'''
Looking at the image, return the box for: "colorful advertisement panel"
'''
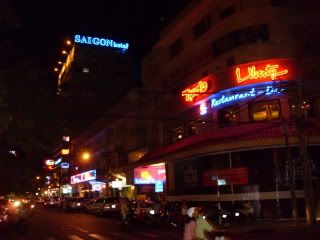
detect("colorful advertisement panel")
[71,170,96,184]
[134,163,166,185]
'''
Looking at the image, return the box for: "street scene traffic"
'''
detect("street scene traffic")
[1,0,320,239]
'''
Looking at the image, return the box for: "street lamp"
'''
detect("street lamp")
[36,176,41,180]
[82,152,91,161]
[62,50,67,55]
[66,40,72,45]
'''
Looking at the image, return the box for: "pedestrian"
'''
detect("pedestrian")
[181,200,188,223]
[183,207,197,240]
[194,207,220,240]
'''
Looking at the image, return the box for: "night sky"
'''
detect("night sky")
[0,0,190,193]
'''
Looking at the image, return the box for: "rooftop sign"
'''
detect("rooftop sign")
[74,34,129,52]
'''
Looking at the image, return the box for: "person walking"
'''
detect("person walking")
[183,207,197,240]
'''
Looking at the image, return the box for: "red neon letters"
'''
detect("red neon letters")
[182,80,208,102]
[236,64,288,83]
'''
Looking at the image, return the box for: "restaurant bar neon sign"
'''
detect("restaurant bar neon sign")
[211,84,282,108]
[236,64,288,83]
[182,80,208,102]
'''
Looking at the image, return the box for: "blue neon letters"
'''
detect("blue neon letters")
[211,85,281,108]
[74,34,129,52]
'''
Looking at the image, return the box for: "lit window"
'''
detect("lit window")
[83,68,90,73]
[249,100,281,121]
[219,105,240,127]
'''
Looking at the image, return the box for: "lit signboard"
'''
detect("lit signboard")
[74,34,129,52]
[54,158,62,165]
[235,64,288,84]
[182,80,209,102]
[61,162,70,169]
[155,180,164,193]
[71,170,96,184]
[134,163,166,185]
[45,159,55,166]
[210,83,282,108]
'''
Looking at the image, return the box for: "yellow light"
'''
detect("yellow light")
[61,149,70,155]
[62,50,67,55]
[82,152,91,161]
[13,200,21,207]
[54,67,59,72]
[66,40,72,45]
[58,61,63,65]
[36,176,40,180]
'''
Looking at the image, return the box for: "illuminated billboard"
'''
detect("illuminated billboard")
[134,163,166,185]
[71,170,96,184]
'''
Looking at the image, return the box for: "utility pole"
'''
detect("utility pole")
[294,82,317,225]
[283,122,298,220]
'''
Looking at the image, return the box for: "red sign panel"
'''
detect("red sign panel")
[203,167,248,186]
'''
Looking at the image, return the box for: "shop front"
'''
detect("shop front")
[70,169,106,198]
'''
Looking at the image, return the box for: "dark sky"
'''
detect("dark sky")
[0,0,190,192]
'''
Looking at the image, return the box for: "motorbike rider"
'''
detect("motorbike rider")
[120,198,130,225]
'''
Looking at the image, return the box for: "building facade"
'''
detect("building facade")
[134,0,320,219]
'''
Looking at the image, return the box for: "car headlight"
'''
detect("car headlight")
[235,212,240,217]
[111,204,116,209]
[222,214,227,219]
[150,210,155,215]
[13,200,21,207]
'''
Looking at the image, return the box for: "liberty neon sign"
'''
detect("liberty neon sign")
[236,64,288,83]
[211,85,282,108]
[182,80,208,102]
[74,34,129,52]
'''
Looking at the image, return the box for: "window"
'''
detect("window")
[271,0,292,7]
[169,38,183,59]
[193,15,211,40]
[212,24,269,56]
[219,105,240,127]
[249,100,281,121]
[226,56,235,67]
[220,6,235,19]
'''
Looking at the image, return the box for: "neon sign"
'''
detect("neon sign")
[200,102,208,115]
[182,80,208,102]
[236,64,288,83]
[74,34,129,52]
[71,170,96,184]
[211,84,282,108]
[45,159,55,166]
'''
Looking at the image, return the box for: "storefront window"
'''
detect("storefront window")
[218,105,240,127]
[249,100,281,121]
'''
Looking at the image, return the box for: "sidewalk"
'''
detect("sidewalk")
[225,219,320,240]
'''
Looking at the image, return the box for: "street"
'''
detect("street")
[1,206,320,240]
[0,206,181,240]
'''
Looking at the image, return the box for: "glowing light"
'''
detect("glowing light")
[13,200,21,207]
[54,158,62,165]
[54,67,59,72]
[74,34,129,52]
[210,84,282,108]
[62,50,67,55]
[45,159,55,166]
[71,170,96,184]
[182,80,208,102]
[236,64,288,83]
[58,61,63,65]
[82,152,91,161]
[61,149,70,155]
[200,102,208,115]
[66,40,72,45]
[61,162,69,169]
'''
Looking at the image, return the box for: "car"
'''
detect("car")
[90,197,120,217]
[44,197,60,208]
[68,198,87,211]
[85,199,96,214]
[131,201,154,222]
